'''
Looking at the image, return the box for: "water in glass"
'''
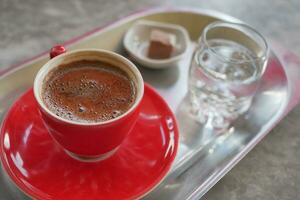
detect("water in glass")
[189,38,266,129]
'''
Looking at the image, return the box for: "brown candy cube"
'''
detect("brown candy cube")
[148,29,176,59]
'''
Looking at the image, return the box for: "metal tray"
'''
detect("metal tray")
[1,7,299,200]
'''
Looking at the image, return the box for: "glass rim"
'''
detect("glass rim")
[200,21,269,64]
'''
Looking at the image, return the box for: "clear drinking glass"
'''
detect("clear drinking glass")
[189,21,269,130]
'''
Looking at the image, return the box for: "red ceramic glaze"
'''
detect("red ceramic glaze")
[50,45,66,59]
[34,49,144,158]
[0,84,178,200]
[39,97,141,156]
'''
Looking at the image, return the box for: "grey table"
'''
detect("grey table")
[1,0,300,199]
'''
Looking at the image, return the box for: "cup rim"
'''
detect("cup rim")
[200,21,269,64]
[33,49,144,126]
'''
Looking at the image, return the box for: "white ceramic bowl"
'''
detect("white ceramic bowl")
[123,20,190,69]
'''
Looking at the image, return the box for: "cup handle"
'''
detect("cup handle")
[50,45,67,59]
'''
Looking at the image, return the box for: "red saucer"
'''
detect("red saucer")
[0,84,178,200]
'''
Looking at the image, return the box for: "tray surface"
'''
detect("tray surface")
[0,8,293,200]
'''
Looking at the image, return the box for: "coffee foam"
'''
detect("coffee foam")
[42,60,136,123]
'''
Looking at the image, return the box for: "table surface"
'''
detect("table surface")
[1,0,300,199]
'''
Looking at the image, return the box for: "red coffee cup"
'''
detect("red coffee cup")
[33,48,144,162]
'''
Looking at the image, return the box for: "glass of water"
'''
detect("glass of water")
[189,21,269,130]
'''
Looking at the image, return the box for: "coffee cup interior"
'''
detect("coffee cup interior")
[34,49,144,125]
